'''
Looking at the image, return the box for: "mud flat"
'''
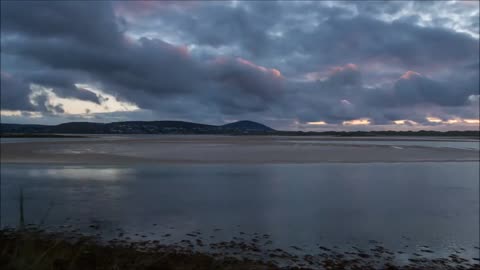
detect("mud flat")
[1,136,479,164]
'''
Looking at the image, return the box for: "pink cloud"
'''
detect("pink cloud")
[236,58,283,78]
[329,63,358,74]
[0,70,12,79]
[114,1,198,20]
[303,63,358,81]
[400,70,421,80]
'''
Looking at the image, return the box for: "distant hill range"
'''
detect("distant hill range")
[1,120,479,137]
[0,120,275,135]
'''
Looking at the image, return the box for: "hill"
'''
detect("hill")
[1,121,478,137]
[0,120,275,135]
[221,120,274,132]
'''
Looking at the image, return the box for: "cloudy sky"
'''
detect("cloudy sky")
[1,0,479,131]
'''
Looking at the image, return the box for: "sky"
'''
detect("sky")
[1,0,479,131]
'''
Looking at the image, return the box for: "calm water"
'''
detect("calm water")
[1,162,479,261]
[277,139,480,150]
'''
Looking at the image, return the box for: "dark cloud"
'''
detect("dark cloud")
[0,1,123,46]
[31,94,65,114]
[366,71,477,108]
[284,16,478,76]
[1,1,285,116]
[0,72,35,111]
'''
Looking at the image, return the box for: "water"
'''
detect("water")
[277,139,480,150]
[1,162,479,262]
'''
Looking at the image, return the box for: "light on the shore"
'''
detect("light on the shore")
[0,110,42,118]
[464,119,480,124]
[393,119,419,125]
[426,117,480,125]
[343,118,371,126]
[426,117,443,123]
[307,121,327,125]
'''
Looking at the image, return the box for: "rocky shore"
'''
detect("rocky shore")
[1,228,478,270]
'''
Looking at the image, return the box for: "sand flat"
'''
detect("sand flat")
[1,135,478,164]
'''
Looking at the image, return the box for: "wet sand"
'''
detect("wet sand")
[1,135,478,164]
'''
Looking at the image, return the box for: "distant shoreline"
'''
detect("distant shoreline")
[1,132,479,140]
[2,120,479,138]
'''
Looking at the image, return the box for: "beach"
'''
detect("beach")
[1,135,478,164]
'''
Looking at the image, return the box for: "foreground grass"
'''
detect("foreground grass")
[1,229,479,270]
[0,229,276,270]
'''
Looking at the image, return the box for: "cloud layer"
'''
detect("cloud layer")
[1,0,479,130]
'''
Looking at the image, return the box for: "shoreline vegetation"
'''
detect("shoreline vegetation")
[0,228,276,270]
[0,228,478,270]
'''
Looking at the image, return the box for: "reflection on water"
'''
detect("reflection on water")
[1,163,479,261]
[26,167,134,181]
[277,140,480,150]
